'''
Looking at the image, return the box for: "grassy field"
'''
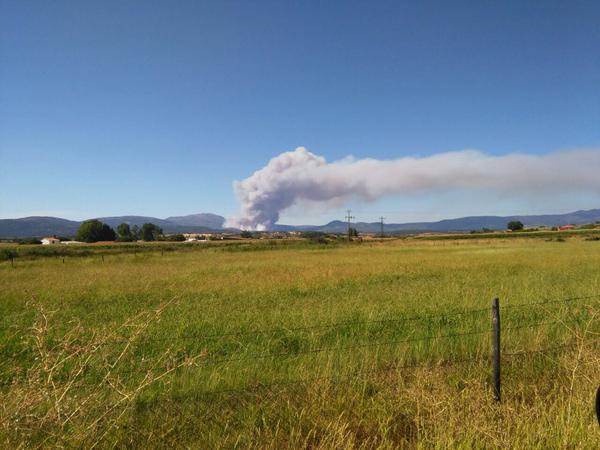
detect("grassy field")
[1,237,599,448]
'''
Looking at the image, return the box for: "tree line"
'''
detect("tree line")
[75,220,164,243]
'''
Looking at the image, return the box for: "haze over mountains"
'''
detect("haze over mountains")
[1,209,600,238]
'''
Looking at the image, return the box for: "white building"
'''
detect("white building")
[41,236,60,245]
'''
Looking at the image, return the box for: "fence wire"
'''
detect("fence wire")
[1,293,599,401]
[99,293,600,347]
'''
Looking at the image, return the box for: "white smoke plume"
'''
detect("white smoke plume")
[226,147,600,230]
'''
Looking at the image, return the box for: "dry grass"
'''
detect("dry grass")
[1,237,599,448]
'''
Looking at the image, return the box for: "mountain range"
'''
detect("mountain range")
[273,209,600,233]
[1,209,599,238]
[0,213,226,238]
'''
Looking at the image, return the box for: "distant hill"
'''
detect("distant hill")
[0,213,226,238]
[95,216,176,230]
[165,213,225,229]
[1,209,599,238]
[272,209,600,233]
[96,214,226,233]
[0,216,81,238]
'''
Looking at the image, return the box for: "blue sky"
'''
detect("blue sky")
[1,1,599,224]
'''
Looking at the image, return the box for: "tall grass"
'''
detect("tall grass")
[1,237,599,447]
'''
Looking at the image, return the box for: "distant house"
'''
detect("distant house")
[41,236,60,245]
[558,224,575,231]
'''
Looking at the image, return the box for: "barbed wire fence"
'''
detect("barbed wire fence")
[1,294,599,418]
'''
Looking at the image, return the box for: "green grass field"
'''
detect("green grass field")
[1,237,599,448]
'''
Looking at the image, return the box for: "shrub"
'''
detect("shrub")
[0,248,17,261]
[300,231,325,239]
[158,234,186,242]
[18,238,42,245]
[507,221,524,231]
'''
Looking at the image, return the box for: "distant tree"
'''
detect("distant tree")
[140,223,162,241]
[300,231,325,239]
[116,223,133,241]
[76,220,103,242]
[507,221,524,232]
[157,234,186,242]
[18,238,42,245]
[101,224,116,241]
[131,225,140,241]
[240,230,253,238]
[76,220,116,243]
[349,227,359,237]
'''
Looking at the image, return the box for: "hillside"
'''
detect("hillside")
[0,217,81,238]
[0,214,226,238]
[2,209,599,238]
[165,213,225,229]
[273,209,600,233]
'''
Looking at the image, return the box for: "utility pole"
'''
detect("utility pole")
[345,209,355,241]
[379,216,385,238]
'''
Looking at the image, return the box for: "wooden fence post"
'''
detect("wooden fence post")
[491,297,501,401]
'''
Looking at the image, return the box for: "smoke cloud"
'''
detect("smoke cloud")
[226,147,600,230]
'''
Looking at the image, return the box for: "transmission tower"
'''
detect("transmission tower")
[345,209,355,241]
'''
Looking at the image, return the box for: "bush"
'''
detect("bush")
[157,234,186,242]
[300,231,325,239]
[507,221,524,231]
[18,238,42,245]
[0,248,17,261]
